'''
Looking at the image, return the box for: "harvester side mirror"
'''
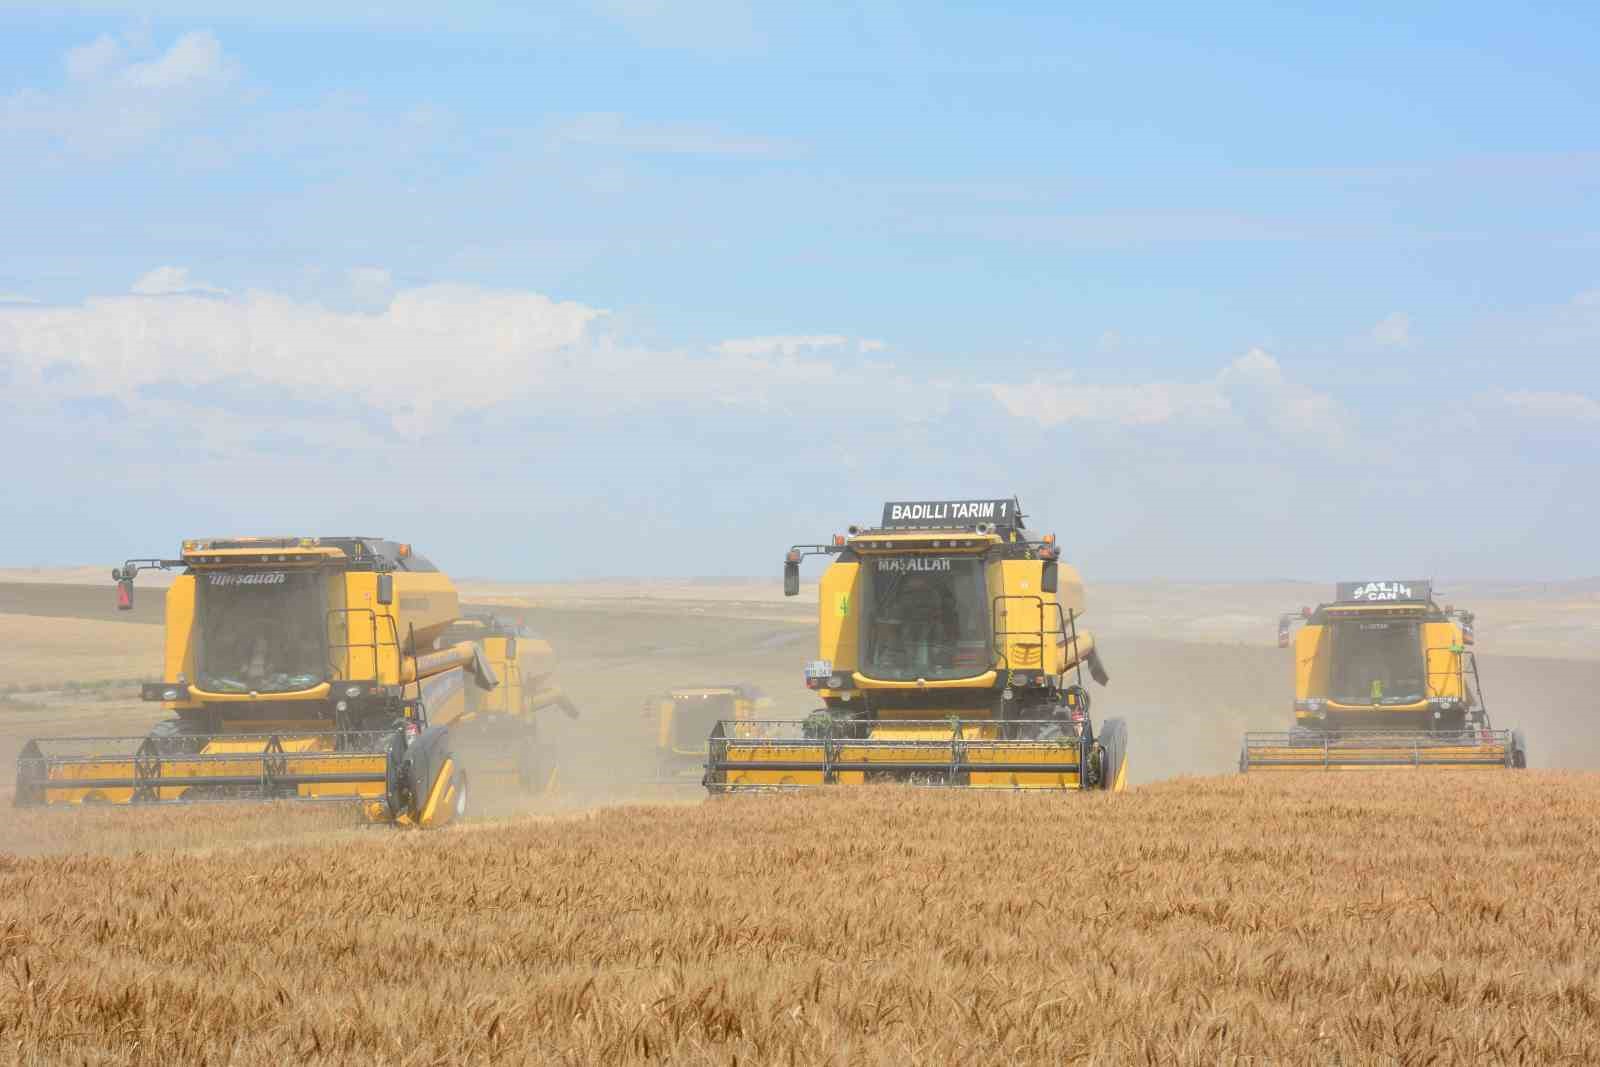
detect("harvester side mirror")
[1040,560,1059,595]
[376,572,394,606]
[783,560,800,598]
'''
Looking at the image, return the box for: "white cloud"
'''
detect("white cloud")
[550,112,800,159]
[1494,390,1600,424]
[713,334,851,358]
[0,273,964,444]
[65,35,123,82]
[1215,346,1283,388]
[1371,311,1412,347]
[0,279,604,434]
[122,31,234,90]
[0,293,40,305]
[991,347,1341,438]
[1574,289,1600,307]
[0,30,240,156]
[131,266,228,296]
[0,273,1346,455]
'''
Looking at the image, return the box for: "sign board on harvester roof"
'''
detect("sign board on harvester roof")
[1335,579,1433,604]
[880,498,1023,530]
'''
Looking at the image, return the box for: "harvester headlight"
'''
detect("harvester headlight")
[345,685,361,698]
[827,675,845,688]
[336,700,349,712]
[161,688,180,701]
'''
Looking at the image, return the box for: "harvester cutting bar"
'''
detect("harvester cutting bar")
[15,732,394,807]
[1240,729,1523,772]
[705,718,1094,792]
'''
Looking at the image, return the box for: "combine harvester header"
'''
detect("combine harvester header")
[705,497,1127,792]
[1242,578,1527,772]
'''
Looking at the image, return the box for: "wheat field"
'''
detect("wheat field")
[1,772,1597,1065]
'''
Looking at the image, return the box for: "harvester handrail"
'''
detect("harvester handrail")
[327,606,403,683]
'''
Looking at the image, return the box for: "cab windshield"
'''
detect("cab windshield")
[1330,617,1425,705]
[862,556,990,680]
[197,570,327,693]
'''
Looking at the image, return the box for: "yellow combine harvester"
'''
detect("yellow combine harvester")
[14,538,574,826]
[643,684,765,783]
[704,498,1127,792]
[435,612,580,793]
[1240,579,1528,772]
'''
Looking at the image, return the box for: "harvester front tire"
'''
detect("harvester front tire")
[1512,729,1528,769]
[147,719,204,756]
[1096,717,1129,792]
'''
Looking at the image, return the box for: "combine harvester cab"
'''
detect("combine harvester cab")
[643,684,766,784]
[705,498,1127,793]
[1241,579,1528,772]
[11,537,544,827]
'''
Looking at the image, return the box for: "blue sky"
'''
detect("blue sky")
[1,2,1597,580]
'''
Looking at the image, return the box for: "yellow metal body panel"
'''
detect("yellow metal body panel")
[1292,623,1330,711]
[162,576,201,709]
[418,756,460,828]
[817,562,861,670]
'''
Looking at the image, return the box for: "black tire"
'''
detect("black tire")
[1512,729,1528,769]
[147,718,205,756]
[1095,717,1128,791]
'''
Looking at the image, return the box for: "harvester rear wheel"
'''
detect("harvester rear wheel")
[1512,730,1528,769]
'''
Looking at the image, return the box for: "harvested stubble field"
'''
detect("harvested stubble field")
[2,773,1598,1066]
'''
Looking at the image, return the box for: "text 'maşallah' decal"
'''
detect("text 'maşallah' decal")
[876,558,954,573]
[207,572,287,587]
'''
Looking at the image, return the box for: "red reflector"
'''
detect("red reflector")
[115,581,132,610]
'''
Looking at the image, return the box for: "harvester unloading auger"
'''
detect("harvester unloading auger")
[704,498,1127,792]
[1240,580,1528,772]
[15,538,578,827]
